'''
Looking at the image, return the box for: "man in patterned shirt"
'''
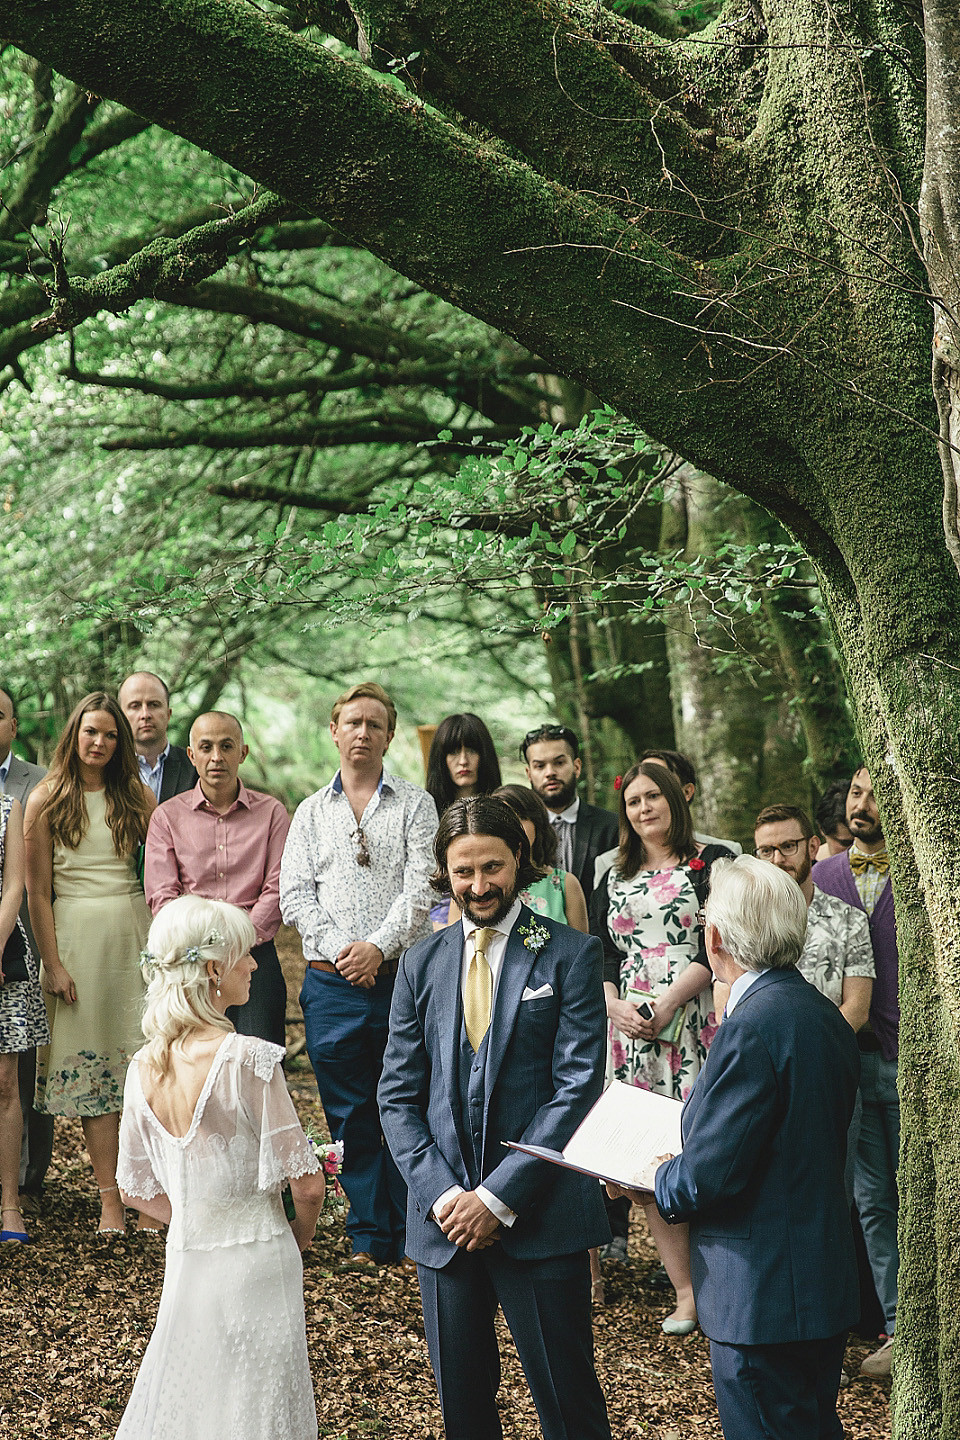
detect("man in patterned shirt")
[754,805,875,1030]
[280,682,438,1270]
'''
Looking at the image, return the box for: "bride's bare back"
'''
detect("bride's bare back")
[139,1028,231,1138]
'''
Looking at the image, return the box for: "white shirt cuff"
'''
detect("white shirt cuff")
[431,1185,463,1222]
[476,1185,517,1228]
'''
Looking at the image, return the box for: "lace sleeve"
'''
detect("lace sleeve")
[238,1037,321,1191]
[116,1063,164,1200]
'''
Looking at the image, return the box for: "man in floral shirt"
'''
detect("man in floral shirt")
[754,805,875,1031]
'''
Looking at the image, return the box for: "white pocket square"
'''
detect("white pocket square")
[521,983,554,1001]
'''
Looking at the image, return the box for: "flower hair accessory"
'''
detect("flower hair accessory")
[139,930,226,973]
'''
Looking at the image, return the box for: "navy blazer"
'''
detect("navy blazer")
[158,744,197,803]
[378,906,611,1268]
[655,968,860,1345]
[571,800,619,905]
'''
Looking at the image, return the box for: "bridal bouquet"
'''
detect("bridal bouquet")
[283,1135,346,1226]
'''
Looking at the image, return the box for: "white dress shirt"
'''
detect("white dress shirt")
[0,751,10,791]
[432,899,524,1229]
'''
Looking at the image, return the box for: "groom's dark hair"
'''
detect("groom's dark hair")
[430,795,545,896]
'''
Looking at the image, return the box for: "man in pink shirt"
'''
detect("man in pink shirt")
[145,711,291,1047]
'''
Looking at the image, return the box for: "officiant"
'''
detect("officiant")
[613,855,860,1440]
[378,794,612,1440]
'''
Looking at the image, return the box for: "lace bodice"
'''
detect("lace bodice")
[117,1033,319,1252]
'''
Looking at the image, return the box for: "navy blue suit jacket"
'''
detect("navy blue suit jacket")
[655,967,860,1345]
[378,907,611,1268]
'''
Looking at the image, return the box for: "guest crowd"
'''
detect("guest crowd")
[0,672,900,1439]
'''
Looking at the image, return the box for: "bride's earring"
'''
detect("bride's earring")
[213,971,221,998]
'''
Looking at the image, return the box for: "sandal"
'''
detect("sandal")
[0,1206,30,1244]
[97,1184,126,1236]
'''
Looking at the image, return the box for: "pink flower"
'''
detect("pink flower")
[630,977,652,993]
[647,871,682,900]
[639,943,667,961]
[700,1014,719,1050]
[610,1038,627,1068]
[611,914,635,935]
[668,1048,683,1075]
[679,914,693,928]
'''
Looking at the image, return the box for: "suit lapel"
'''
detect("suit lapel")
[572,804,591,882]
[484,906,539,1104]
[434,922,467,1106]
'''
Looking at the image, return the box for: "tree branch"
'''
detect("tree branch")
[0,82,99,241]
[103,418,519,451]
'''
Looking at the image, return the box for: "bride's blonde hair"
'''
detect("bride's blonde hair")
[140,896,257,1076]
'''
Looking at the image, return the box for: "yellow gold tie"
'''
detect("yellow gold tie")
[849,848,890,876]
[464,928,494,1052]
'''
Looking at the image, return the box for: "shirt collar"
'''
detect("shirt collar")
[553,796,580,824]
[0,751,11,784]
[328,768,390,797]
[725,966,769,1016]
[138,741,170,775]
[461,898,523,944]
[851,839,887,858]
[191,777,251,811]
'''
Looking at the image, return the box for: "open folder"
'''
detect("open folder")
[504,1080,683,1193]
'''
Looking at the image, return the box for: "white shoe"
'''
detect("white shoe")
[860,1337,894,1377]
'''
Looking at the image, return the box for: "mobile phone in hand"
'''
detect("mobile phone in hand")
[636,1000,655,1021]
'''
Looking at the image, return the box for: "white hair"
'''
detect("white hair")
[139,896,256,1075]
[704,855,807,973]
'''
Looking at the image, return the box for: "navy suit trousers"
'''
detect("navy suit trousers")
[417,1246,611,1440]
[302,965,406,1261]
[709,1331,848,1440]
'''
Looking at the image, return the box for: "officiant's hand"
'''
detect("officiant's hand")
[437,1191,500,1251]
[605,1154,675,1204]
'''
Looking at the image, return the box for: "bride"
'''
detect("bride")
[115,896,325,1440]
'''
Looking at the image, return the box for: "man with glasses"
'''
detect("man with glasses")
[280,682,438,1270]
[521,724,618,905]
[753,804,874,1032]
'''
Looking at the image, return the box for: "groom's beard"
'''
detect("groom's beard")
[459,881,519,927]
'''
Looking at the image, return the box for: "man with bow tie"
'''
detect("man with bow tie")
[378,795,611,1440]
[813,764,899,1378]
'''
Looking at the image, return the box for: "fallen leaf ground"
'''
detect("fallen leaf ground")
[0,930,892,1439]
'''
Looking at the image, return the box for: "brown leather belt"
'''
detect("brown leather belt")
[307,958,399,978]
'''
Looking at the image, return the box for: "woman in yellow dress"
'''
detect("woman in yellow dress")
[25,692,154,1234]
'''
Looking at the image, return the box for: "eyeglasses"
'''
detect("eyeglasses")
[754,839,808,860]
[520,724,578,759]
[353,827,371,867]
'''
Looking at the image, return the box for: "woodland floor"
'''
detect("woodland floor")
[0,929,892,1439]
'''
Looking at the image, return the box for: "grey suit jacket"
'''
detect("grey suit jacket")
[4,754,47,950]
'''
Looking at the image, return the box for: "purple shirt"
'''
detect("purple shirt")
[812,849,899,1061]
[145,781,291,944]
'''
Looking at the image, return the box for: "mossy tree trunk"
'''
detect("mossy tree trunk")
[5,0,959,1426]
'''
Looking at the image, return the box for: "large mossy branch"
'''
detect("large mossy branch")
[331,0,729,215]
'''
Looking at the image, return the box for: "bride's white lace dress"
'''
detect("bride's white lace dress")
[115,1033,320,1439]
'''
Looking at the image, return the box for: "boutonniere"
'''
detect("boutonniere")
[517,920,551,954]
[688,856,705,871]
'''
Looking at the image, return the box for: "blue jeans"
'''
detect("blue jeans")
[853,1051,899,1331]
[300,966,407,1261]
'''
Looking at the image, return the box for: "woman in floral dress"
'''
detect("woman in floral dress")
[589,760,732,1333]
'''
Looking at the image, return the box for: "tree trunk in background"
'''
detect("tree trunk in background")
[661,467,810,849]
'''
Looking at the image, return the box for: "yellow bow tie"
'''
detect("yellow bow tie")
[849,849,889,876]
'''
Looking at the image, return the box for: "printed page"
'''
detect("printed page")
[561,1081,683,1190]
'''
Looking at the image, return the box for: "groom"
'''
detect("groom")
[378,795,611,1440]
